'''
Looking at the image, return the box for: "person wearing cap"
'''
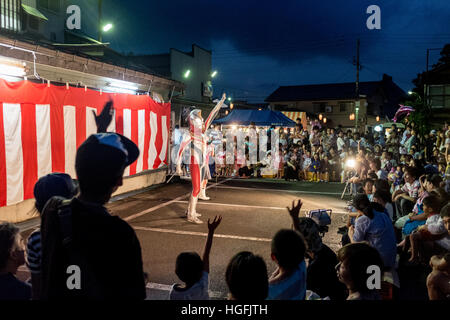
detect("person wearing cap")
[39,102,146,300]
[26,173,78,299]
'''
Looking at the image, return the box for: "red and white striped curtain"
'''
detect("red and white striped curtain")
[0,80,170,207]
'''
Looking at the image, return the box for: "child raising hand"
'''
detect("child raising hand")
[170,216,222,300]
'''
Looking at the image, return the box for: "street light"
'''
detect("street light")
[211,71,218,78]
[103,23,113,32]
[184,70,191,78]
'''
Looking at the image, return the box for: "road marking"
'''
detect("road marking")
[133,225,272,242]
[124,178,232,222]
[173,200,347,215]
[146,282,224,299]
[215,185,342,195]
[173,200,286,211]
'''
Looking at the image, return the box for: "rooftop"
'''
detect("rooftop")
[265,74,406,102]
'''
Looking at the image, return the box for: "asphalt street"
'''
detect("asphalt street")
[19,177,349,300]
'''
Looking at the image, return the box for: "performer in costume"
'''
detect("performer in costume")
[176,94,226,224]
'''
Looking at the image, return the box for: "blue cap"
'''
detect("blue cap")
[75,133,140,181]
[34,173,78,212]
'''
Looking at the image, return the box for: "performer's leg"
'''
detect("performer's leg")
[199,179,210,201]
[187,162,202,223]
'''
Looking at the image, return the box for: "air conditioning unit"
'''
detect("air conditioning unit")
[325,106,333,113]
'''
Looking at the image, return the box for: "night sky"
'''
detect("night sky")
[103,0,450,103]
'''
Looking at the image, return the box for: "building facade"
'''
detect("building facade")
[129,44,215,127]
[266,74,406,131]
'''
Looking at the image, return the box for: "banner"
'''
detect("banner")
[0,80,170,207]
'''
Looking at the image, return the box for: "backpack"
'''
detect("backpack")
[40,197,105,300]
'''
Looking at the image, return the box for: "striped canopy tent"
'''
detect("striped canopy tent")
[0,79,171,208]
[281,111,307,129]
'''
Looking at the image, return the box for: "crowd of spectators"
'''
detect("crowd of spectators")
[211,118,450,189]
[0,105,449,301]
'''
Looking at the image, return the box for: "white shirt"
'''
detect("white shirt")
[337,137,345,152]
[426,215,450,251]
[427,215,447,235]
[302,157,311,170]
[169,271,209,300]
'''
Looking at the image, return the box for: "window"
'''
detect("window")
[429,85,450,109]
[339,101,352,112]
[1,0,20,31]
[313,102,326,112]
[37,0,61,12]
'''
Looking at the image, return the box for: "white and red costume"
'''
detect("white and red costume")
[176,94,226,223]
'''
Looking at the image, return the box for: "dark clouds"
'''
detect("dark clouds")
[103,0,450,101]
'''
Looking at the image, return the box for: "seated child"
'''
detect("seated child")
[309,153,321,182]
[170,216,222,300]
[408,197,448,264]
[388,165,403,192]
[399,184,430,236]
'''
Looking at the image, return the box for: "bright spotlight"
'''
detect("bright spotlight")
[345,159,356,168]
[374,125,382,132]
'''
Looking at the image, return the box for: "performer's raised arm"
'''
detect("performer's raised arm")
[204,93,226,132]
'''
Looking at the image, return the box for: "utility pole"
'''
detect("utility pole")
[355,38,360,132]
[98,0,103,42]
